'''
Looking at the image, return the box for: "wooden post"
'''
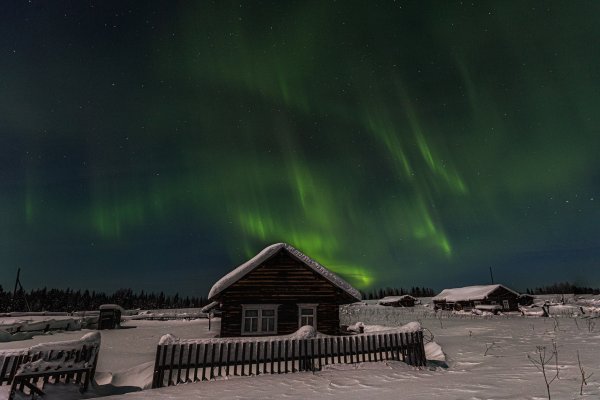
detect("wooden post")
[185,344,193,383]
[291,340,297,373]
[151,345,162,389]
[255,342,261,376]
[240,342,247,377]
[277,340,282,374]
[193,343,201,382]
[201,343,208,381]
[167,345,176,386]
[270,341,275,374]
[284,340,289,374]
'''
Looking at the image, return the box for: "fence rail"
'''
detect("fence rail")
[152,330,426,388]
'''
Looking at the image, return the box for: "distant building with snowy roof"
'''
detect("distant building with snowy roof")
[432,284,520,312]
[377,295,417,307]
[208,243,362,337]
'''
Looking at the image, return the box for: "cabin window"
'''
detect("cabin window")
[297,304,318,328]
[502,300,510,310]
[241,305,278,335]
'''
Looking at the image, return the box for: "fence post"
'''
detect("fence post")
[193,343,201,382]
[234,342,240,376]
[255,342,261,376]
[201,343,208,381]
[151,345,162,389]
[284,340,290,374]
[185,344,193,383]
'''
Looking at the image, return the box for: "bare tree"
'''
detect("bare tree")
[484,342,496,356]
[528,345,559,400]
[577,350,593,396]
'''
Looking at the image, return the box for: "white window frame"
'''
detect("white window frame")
[502,300,510,310]
[297,304,318,329]
[241,304,278,336]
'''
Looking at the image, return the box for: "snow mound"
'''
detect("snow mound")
[159,334,177,345]
[425,341,445,362]
[0,330,37,343]
[290,325,316,339]
[348,321,422,334]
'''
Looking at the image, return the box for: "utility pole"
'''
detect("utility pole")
[12,268,31,312]
[489,266,494,285]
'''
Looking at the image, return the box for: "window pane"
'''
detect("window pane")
[244,318,250,332]
[301,308,314,316]
[251,318,257,331]
[245,309,258,317]
[268,318,275,331]
[262,309,275,317]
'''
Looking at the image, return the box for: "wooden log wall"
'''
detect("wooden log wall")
[218,250,358,337]
[151,330,426,389]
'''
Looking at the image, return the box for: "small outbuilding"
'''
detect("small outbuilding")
[518,294,535,306]
[207,243,362,337]
[377,295,417,307]
[98,304,124,330]
[432,284,520,312]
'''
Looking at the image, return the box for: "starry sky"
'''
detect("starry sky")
[1,1,599,296]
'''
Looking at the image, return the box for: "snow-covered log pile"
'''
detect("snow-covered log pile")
[0,317,83,343]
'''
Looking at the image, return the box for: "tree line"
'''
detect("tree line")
[525,282,600,295]
[360,286,435,300]
[0,286,210,313]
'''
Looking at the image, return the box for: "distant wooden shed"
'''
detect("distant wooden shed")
[378,295,417,307]
[432,284,520,312]
[207,243,361,337]
[518,294,535,306]
[98,304,124,330]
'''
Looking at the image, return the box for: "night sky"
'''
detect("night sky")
[1,1,599,296]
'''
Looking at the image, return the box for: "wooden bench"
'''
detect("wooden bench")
[0,332,100,399]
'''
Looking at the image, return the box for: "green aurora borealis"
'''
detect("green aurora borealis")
[1,1,599,295]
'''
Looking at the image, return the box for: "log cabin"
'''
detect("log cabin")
[432,284,520,312]
[207,243,362,337]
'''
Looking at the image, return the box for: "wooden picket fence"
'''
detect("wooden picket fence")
[152,330,426,388]
[0,344,99,399]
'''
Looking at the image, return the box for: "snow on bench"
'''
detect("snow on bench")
[0,332,100,399]
[152,323,425,388]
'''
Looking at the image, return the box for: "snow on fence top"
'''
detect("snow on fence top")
[28,331,101,353]
[0,332,101,356]
[432,284,519,302]
[208,243,362,301]
[158,322,421,346]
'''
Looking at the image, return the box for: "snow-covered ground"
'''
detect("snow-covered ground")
[2,298,600,399]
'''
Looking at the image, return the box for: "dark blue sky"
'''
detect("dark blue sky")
[1,1,599,296]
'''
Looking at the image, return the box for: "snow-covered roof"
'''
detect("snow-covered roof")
[200,301,220,313]
[208,243,362,301]
[377,295,416,305]
[99,304,124,311]
[432,284,519,302]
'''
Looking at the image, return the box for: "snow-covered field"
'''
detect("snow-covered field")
[1,298,599,399]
